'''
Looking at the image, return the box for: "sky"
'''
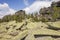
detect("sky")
[0,0,35,11]
[0,0,60,18]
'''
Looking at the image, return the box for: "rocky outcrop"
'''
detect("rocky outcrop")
[15,10,25,15]
[39,1,60,22]
[51,1,60,7]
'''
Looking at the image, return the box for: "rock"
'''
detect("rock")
[46,21,60,30]
[3,35,13,39]
[35,36,54,40]
[25,34,35,40]
[54,38,60,40]
[6,26,10,30]
[9,31,19,36]
[21,26,27,31]
[0,30,7,34]
[12,25,16,29]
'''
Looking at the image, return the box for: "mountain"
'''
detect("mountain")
[23,1,52,14]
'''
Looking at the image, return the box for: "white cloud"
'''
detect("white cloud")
[24,0,29,6]
[24,0,60,14]
[24,1,52,14]
[0,3,16,18]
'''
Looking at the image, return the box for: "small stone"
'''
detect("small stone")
[9,31,19,36]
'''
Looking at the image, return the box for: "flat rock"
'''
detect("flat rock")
[35,36,54,40]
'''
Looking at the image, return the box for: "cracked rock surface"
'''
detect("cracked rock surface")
[0,21,60,40]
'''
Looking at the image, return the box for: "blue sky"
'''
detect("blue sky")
[0,0,35,10]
